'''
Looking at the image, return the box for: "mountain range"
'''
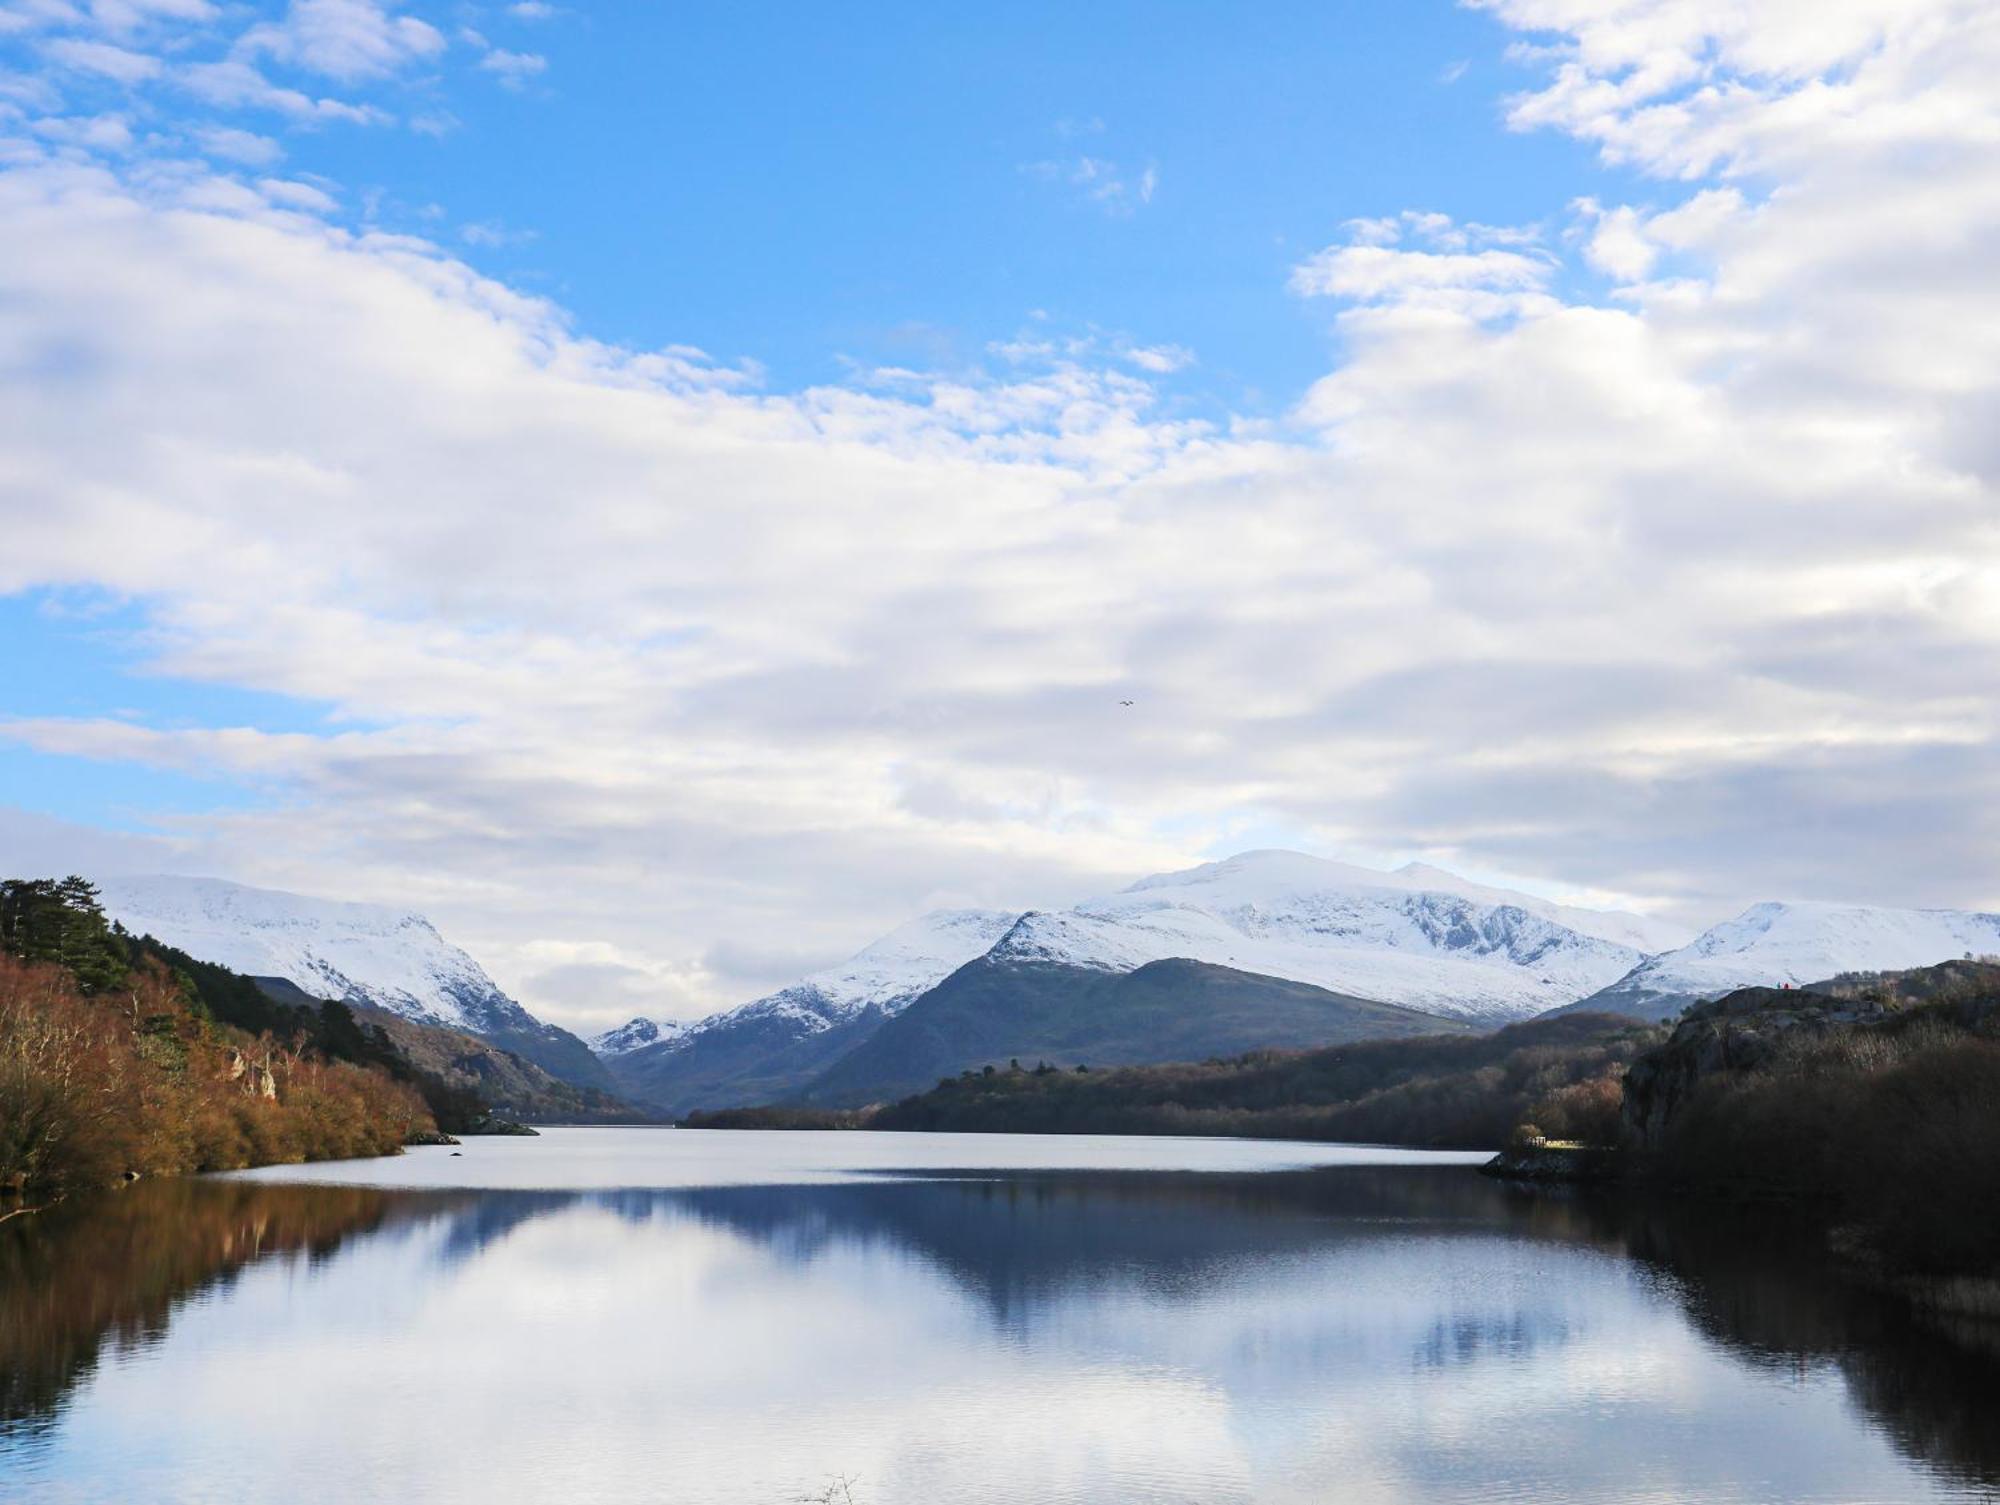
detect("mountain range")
[606,850,1677,1114]
[85,857,2000,1122]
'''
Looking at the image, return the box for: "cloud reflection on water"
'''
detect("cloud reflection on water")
[2,1154,1995,1505]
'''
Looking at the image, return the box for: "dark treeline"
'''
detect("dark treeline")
[683,1104,874,1131]
[1634,961,2000,1281]
[0,876,439,1198]
[687,1013,1661,1149]
[693,960,2000,1285]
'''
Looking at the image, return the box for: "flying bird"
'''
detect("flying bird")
[1119,699,1134,707]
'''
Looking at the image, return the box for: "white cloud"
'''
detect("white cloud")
[238,0,444,84]
[1471,0,1999,177]
[1026,154,1158,216]
[1575,199,1656,281]
[255,174,336,212]
[1118,341,1194,375]
[44,35,161,80]
[3,1,2000,1027]
[460,218,533,247]
[989,326,1195,380]
[86,0,216,34]
[1292,242,1551,301]
[179,57,386,122]
[1291,213,1556,318]
[195,123,283,165]
[31,110,134,150]
[475,46,544,87]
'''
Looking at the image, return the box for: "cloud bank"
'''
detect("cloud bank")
[2,0,1997,1029]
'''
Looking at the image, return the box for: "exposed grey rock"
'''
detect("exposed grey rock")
[1621,986,1898,1148]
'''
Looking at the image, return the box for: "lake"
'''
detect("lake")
[3,1128,1996,1504]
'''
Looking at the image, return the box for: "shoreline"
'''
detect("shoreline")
[1484,1142,2000,1325]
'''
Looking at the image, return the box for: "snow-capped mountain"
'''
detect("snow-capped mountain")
[98,874,516,1031]
[611,849,1679,1114]
[1566,900,2000,1020]
[984,850,1676,1023]
[589,1017,685,1057]
[693,907,1024,1042]
[603,907,1020,1115]
[95,874,609,1088]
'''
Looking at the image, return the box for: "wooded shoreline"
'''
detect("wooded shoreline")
[689,960,2000,1286]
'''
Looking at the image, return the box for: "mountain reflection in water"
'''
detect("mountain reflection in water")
[2,1150,1995,1504]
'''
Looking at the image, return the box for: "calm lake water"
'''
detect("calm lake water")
[3,1128,1997,1504]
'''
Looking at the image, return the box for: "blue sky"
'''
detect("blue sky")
[15,0,1628,412]
[359,1,1612,405]
[3,0,1997,1027]
[2,0,1634,840]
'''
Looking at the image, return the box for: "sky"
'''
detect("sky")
[2,0,1998,1033]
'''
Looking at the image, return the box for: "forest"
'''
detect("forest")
[0,876,440,1201]
[689,1012,1659,1148]
[1630,962,2000,1279]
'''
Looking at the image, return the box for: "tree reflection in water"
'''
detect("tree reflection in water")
[0,1180,427,1433]
[2,1164,1995,1496]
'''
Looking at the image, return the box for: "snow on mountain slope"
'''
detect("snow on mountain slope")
[680,907,1024,1045]
[589,1017,686,1057]
[1568,900,2000,1020]
[1388,863,1687,954]
[984,850,1667,1022]
[95,874,545,1037]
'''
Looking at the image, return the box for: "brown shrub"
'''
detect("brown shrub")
[1528,1072,1625,1146]
[0,952,433,1197]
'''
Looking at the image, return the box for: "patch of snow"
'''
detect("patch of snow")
[1387,861,1687,954]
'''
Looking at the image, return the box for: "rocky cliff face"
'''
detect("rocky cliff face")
[1621,986,1900,1148]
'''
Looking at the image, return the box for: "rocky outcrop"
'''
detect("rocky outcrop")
[224,1047,278,1100]
[1621,985,1900,1148]
[350,1003,649,1124]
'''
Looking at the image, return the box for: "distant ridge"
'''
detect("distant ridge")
[96,874,612,1092]
[1560,900,2000,1021]
[590,1017,686,1057]
[601,907,1019,1117]
[801,957,1469,1108]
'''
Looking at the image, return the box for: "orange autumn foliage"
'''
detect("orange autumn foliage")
[0,952,432,1198]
